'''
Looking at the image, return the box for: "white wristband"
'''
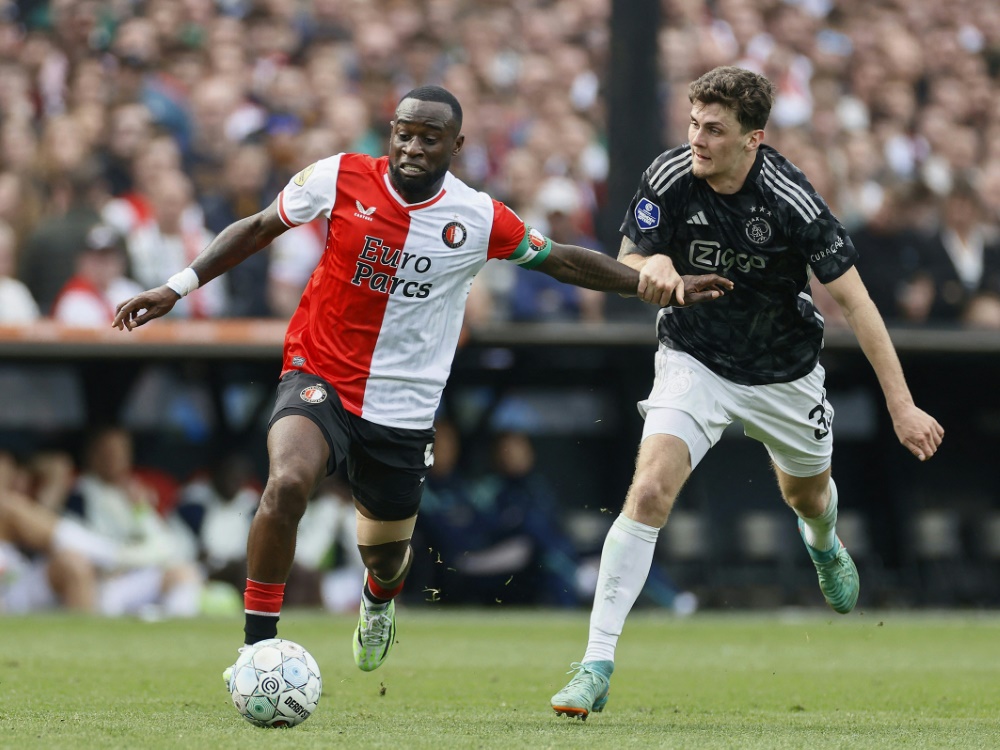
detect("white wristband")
[165,267,200,297]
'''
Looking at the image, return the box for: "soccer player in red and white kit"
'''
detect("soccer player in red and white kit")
[113,86,731,677]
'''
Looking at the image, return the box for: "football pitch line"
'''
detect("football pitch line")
[1,609,998,749]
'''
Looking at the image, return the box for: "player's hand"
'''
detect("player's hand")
[638,255,684,306]
[671,274,734,307]
[891,404,944,461]
[112,286,180,331]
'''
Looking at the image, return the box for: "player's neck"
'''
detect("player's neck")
[705,156,755,195]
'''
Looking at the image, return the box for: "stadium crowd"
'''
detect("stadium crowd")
[0,0,997,328]
[2,0,1000,616]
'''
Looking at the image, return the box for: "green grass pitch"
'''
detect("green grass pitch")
[1,609,998,749]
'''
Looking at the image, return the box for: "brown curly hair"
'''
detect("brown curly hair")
[688,67,775,133]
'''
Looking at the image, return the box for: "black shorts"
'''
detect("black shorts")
[268,371,435,521]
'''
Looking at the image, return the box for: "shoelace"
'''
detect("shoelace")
[360,609,392,645]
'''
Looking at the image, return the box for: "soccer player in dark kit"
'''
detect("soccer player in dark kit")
[112,85,731,681]
[550,66,944,719]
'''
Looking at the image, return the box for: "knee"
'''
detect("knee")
[783,484,829,517]
[260,469,313,523]
[624,476,677,527]
[359,540,410,582]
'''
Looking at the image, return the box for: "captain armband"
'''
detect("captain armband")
[165,267,200,297]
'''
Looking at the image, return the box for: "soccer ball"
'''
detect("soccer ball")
[228,639,322,728]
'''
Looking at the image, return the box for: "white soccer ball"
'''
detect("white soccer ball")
[228,638,322,728]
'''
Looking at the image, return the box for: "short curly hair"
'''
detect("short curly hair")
[688,67,775,133]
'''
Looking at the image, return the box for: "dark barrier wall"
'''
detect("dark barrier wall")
[1,321,997,606]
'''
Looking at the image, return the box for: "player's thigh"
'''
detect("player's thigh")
[742,364,834,478]
[268,371,352,480]
[348,418,435,522]
[638,347,732,470]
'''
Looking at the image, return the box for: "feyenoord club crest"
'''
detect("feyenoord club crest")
[442,221,467,248]
[299,384,327,404]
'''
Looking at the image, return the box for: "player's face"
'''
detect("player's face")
[688,101,762,193]
[388,99,464,203]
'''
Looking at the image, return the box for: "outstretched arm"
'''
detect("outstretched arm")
[113,201,289,331]
[536,238,732,307]
[825,266,944,460]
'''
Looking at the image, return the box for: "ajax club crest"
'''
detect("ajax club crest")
[744,213,772,245]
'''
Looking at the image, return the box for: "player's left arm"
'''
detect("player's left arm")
[824,266,944,460]
[537,241,732,307]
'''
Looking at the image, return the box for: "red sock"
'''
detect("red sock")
[366,572,404,602]
[245,579,285,615]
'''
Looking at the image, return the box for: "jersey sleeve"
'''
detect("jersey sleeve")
[790,192,858,284]
[619,147,689,255]
[487,199,552,269]
[276,154,343,227]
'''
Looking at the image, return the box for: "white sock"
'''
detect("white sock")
[582,514,659,664]
[796,478,839,551]
[52,519,121,570]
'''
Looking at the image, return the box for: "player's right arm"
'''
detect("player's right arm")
[617,236,717,308]
[113,201,288,331]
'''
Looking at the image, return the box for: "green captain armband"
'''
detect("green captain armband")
[508,225,552,269]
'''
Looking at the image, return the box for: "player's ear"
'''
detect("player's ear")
[746,129,764,152]
[453,133,465,156]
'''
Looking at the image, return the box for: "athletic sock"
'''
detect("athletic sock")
[583,514,659,664]
[796,478,839,552]
[52,518,121,570]
[363,573,401,608]
[243,579,285,644]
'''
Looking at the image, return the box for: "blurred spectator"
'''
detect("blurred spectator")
[0,219,40,323]
[173,452,260,595]
[50,224,143,327]
[124,169,228,318]
[65,426,203,618]
[199,141,277,317]
[290,472,366,613]
[917,179,1000,325]
[0,486,101,613]
[850,185,928,324]
[417,422,583,607]
[509,177,605,322]
[17,164,104,314]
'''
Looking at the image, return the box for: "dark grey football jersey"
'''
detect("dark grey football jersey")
[621,144,857,385]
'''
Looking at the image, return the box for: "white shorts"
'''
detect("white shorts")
[638,347,834,477]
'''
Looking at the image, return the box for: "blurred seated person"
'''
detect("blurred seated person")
[849,184,928,325]
[416,421,583,607]
[173,452,261,594]
[65,426,203,618]
[50,224,143,326]
[917,178,1000,325]
[509,177,605,322]
[0,219,39,324]
[0,449,163,614]
[288,472,366,612]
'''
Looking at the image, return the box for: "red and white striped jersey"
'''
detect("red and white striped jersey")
[276,153,550,429]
